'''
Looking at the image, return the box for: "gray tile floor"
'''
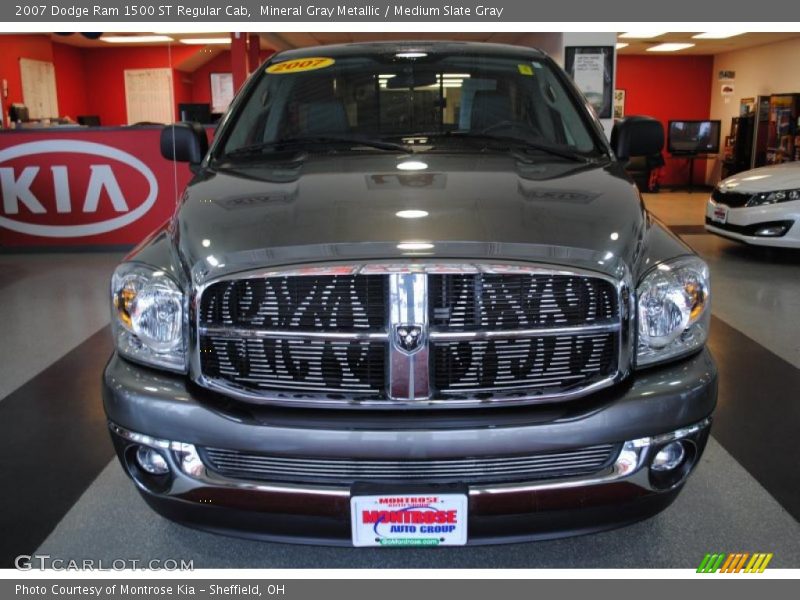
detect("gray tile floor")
[3,192,800,568]
[682,235,800,368]
[643,192,800,368]
[0,252,123,400]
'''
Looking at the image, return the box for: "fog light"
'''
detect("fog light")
[135,446,170,475]
[754,224,788,237]
[651,441,686,472]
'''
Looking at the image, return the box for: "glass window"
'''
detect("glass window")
[219,52,600,157]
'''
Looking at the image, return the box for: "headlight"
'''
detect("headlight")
[746,189,800,206]
[111,263,186,372]
[636,256,710,368]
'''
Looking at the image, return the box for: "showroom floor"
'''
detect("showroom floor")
[1,191,799,568]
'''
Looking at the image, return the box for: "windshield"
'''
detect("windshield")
[218,51,602,159]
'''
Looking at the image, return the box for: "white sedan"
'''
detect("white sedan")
[706,162,800,248]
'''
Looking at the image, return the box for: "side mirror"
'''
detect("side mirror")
[610,116,664,160]
[160,122,209,164]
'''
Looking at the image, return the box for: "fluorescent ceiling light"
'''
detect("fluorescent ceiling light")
[619,31,667,39]
[396,52,427,58]
[615,42,629,50]
[179,38,231,45]
[397,242,434,251]
[102,35,173,43]
[692,32,747,39]
[397,160,428,171]
[152,31,223,34]
[647,43,696,52]
[396,210,429,219]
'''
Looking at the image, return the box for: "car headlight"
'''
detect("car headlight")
[636,256,710,368]
[111,263,186,372]
[746,188,800,206]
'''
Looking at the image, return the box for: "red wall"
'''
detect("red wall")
[51,42,88,121]
[81,45,198,125]
[616,54,714,186]
[0,36,278,127]
[0,36,201,126]
[191,49,275,106]
[191,51,234,105]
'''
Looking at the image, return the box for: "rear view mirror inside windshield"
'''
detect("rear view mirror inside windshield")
[385,71,438,89]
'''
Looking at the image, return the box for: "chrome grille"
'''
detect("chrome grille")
[199,444,619,484]
[712,188,751,208]
[430,273,617,330]
[200,275,386,331]
[195,264,624,408]
[200,337,385,393]
[433,333,617,394]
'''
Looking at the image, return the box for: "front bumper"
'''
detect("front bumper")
[705,199,800,248]
[103,349,717,545]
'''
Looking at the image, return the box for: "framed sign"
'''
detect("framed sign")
[565,46,614,119]
[613,89,625,119]
[210,72,234,114]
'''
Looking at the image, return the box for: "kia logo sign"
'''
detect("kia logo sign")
[0,140,158,238]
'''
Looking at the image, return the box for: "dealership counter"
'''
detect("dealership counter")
[0,125,210,248]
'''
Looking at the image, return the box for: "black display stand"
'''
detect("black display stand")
[672,154,711,193]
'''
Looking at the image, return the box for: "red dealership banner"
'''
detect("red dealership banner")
[0,127,206,247]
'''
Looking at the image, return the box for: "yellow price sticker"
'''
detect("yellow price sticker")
[518,64,534,76]
[266,57,335,74]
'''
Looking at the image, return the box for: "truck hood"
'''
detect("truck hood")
[175,153,645,283]
[719,161,800,194]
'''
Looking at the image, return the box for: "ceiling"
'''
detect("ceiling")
[47,31,800,58]
[615,32,800,55]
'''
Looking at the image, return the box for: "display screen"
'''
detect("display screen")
[668,120,721,155]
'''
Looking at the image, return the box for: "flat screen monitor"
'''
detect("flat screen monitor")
[9,104,29,123]
[78,115,101,127]
[668,120,721,155]
[178,103,212,124]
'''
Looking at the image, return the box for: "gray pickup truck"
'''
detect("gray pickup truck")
[104,41,716,547]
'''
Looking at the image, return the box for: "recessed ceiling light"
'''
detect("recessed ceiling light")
[152,31,222,34]
[179,38,231,45]
[396,210,429,219]
[397,160,428,171]
[102,35,174,43]
[615,42,629,50]
[692,32,747,39]
[619,31,667,39]
[396,52,427,59]
[397,242,434,251]
[647,43,696,52]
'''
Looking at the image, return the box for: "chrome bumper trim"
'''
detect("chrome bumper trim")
[109,417,711,497]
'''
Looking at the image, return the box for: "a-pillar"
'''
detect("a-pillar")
[248,34,261,71]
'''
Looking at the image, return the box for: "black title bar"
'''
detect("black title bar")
[4,0,800,22]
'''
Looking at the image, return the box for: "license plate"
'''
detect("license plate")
[711,204,729,224]
[350,493,468,547]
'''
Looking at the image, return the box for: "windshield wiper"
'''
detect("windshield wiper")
[225,136,411,158]
[417,131,598,163]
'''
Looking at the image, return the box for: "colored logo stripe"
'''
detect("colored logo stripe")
[697,553,773,573]
[745,553,773,573]
[697,553,726,573]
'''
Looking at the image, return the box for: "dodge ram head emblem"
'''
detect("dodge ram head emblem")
[394,324,424,353]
